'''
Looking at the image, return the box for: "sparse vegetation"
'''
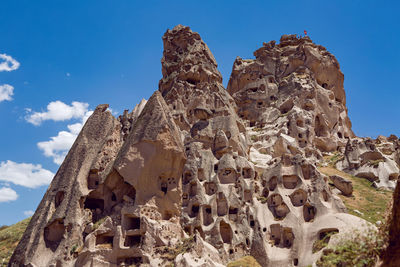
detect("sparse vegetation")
[279,112,290,117]
[253,127,263,132]
[70,244,78,254]
[93,216,107,230]
[325,152,344,167]
[367,159,385,168]
[315,155,392,265]
[257,196,268,204]
[0,217,31,266]
[227,256,261,267]
[317,224,388,267]
[156,236,195,263]
[319,166,392,224]
[251,135,258,142]
[312,230,338,253]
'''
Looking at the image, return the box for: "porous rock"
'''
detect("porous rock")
[9,26,376,267]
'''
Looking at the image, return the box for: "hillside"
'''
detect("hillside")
[0,217,31,266]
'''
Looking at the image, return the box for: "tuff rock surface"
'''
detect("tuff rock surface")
[9,25,398,267]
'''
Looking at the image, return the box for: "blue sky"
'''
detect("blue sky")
[0,0,399,225]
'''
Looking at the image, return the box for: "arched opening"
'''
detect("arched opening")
[321,189,329,202]
[229,207,238,221]
[242,167,253,179]
[282,175,300,189]
[183,171,193,185]
[44,219,65,251]
[270,224,281,245]
[190,203,200,218]
[182,193,189,207]
[220,221,233,244]
[111,192,117,202]
[262,187,269,198]
[244,189,252,202]
[124,216,140,230]
[219,168,237,184]
[96,232,114,249]
[124,234,141,247]
[289,189,307,207]
[84,196,104,222]
[279,99,294,114]
[314,115,328,137]
[87,169,100,190]
[189,181,197,197]
[203,205,213,226]
[267,194,290,219]
[303,203,317,222]
[282,227,294,248]
[217,193,228,216]
[268,176,278,191]
[296,119,304,127]
[301,164,315,180]
[161,181,168,194]
[204,181,217,195]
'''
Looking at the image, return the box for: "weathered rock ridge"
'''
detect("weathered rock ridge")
[9,25,398,267]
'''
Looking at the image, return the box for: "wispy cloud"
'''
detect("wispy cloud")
[0,53,20,72]
[0,84,14,102]
[23,210,34,217]
[0,187,18,202]
[25,101,89,126]
[0,160,54,188]
[37,111,93,165]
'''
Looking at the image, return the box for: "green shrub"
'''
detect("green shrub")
[317,223,388,267]
[257,196,268,204]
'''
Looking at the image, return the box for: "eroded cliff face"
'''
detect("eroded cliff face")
[9,25,384,267]
[227,35,353,158]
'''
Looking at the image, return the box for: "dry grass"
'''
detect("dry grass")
[319,166,392,224]
[96,243,112,249]
[0,217,31,266]
[227,256,261,267]
[317,159,392,266]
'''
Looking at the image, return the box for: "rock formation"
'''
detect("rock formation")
[336,136,399,189]
[383,175,400,267]
[9,25,393,267]
[227,34,354,157]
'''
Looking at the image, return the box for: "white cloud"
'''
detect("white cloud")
[0,53,20,72]
[0,161,54,188]
[0,187,18,202]
[25,101,89,126]
[23,210,34,217]
[38,110,93,165]
[0,84,14,102]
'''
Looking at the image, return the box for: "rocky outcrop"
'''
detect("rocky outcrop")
[9,104,119,267]
[10,26,375,267]
[336,136,399,190]
[383,177,400,266]
[329,175,353,196]
[227,34,354,160]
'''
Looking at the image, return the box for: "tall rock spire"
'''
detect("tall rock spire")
[159,25,222,96]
